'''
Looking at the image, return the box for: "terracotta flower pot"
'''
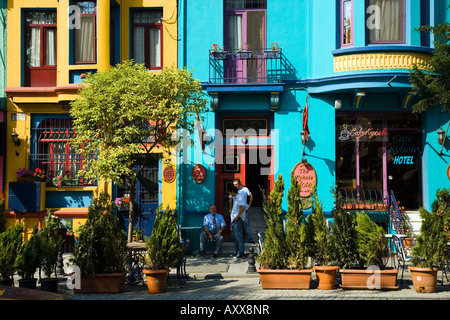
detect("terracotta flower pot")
[403,238,414,248]
[339,268,399,290]
[313,266,339,290]
[257,267,313,289]
[143,269,170,294]
[73,272,127,293]
[409,266,438,293]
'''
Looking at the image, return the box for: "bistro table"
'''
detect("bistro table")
[126,241,147,286]
[180,226,203,255]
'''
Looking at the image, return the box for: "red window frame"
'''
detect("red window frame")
[131,9,164,70]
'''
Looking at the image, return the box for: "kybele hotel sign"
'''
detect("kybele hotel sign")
[293,161,317,209]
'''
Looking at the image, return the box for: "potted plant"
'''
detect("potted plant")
[257,173,314,289]
[264,42,280,58]
[339,212,399,290]
[16,168,46,182]
[236,45,253,59]
[142,205,184,294]
[210,43,227,59]
[115,196,131,212]
[409,188,450,293]
[52,175,64,187]
[71,192,128,293]
[16,225,41,289]
[0,223,23,286]
[310,189,339,290]
[63,175,80,186]
[39,211,64,293]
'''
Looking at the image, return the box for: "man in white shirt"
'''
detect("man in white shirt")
[228,185,246,258]
[233,179,254,243]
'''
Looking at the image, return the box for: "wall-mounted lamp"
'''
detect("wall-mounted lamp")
[11,129,20,146]
[438,126,446,145]
[300,131,306,147]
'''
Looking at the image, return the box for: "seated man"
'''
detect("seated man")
[199,204,226,258]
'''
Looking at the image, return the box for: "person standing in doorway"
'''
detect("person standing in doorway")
[229,178,254,243]
[228,186,246,258]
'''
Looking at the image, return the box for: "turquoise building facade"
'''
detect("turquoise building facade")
[177,0,450,237]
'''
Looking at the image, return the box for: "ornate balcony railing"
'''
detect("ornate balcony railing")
[209,47,289,84]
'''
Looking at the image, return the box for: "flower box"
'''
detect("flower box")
[63,179,80,186]
[210,51,228,59]
[339,268,399,290]
[257,267,313,289]
[263,50,279,58]
[236,51,253,59]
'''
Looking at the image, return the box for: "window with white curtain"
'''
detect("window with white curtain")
[74,1,96,64]
[132,10,163,69]
[25,11,57,68]
[367,0,404,43]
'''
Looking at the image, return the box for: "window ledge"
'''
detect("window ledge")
[5,85,85,103]
[332,46,434,56]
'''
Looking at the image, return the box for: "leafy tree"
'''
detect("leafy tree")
[311,189,332,266]
[70,61,207,241]
[409,16,450,113]
[40,211,64,279]
[355,213,388,268]
[0,223,23,280]
[16,225,41,279]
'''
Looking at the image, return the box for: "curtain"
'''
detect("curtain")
[368,0,402,42]
[134,27,145,65]
[75,16,94,62]
[46,29,56,66]
[149,28,161,67]
[228,15,242,52]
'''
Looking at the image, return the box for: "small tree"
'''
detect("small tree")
[311,189,332,266]
[285,171,311,269]
[329,188,357,269]
[0,223,23,281]
[145,205,184,270]
[355,213,388,268]
[40,211,64,279]
[16,225,41,280]
[70,61,207,242]
[409,15,450,113]
[72,192,128,276]
[411,189,450,268]
[257,174,287,269]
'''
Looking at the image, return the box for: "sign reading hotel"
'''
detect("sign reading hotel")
[293,162,317,198]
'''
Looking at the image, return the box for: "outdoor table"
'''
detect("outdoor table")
[180,226,203,255]
[126,241,147,286]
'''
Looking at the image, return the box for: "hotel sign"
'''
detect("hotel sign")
[293,162,317,198]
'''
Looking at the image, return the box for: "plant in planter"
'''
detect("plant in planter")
[339,212,398,290]
[16,226,41,289]
[210,43,227,59]
[310,189,339,290]
[39,211,64,293]
[71,192,128,293]
[257,173,314,289]
[143,205,184,294]
[0,223,23,286]
[16,168,46,182]
[409,188,450,293]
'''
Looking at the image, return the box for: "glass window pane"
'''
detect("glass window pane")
[149,28,161,67]
[368,0,402,42]
[26,27,41,67]
[75,16,95,62]
[343,0,352,45]
[45,29,56,66]
[133,26,145,65]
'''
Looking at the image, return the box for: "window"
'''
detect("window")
[132,10,163,69]
[74,1,96,64]
[341,0,353,47]
[31,119,92,186]
[366,0,404,43]
[25,11,57,86]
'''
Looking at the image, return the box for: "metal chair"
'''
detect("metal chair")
[391,234,410,285]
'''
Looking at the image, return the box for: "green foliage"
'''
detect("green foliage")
[145,205,184,270]
[0,198,5,233]
[409,19,450,113]
[40,211,64,278]
[69,61,208,186]
[355,213,388,268]
[311,189,332,266]
[0,223,23,280]
[411,188,450,268]
[72,192,128,276]
[285,172,311,269]
[16,226,41,279]
[329,189,357,269]
[257,175,287,269]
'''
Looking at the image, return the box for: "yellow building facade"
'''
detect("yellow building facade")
[4,0,178,240]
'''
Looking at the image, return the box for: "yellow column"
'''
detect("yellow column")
[97,1,110,71]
